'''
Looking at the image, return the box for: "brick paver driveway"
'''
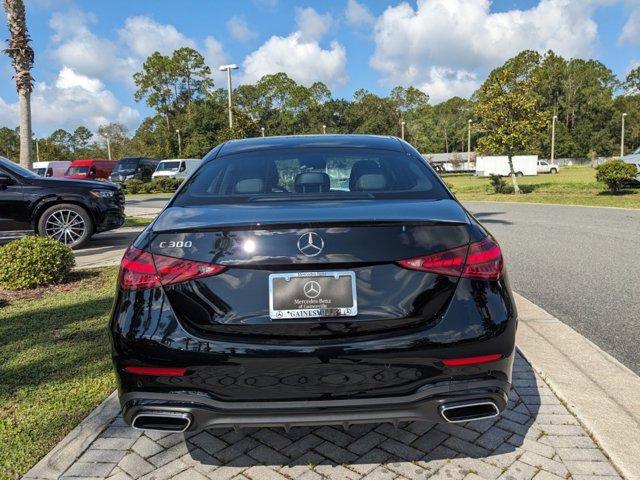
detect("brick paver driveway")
[51,353,620,480]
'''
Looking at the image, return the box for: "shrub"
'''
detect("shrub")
[151,177,183,193]
[595,159,637,192]
[0,236,75,290]
[489,174,508,193]
[125,179,144,194]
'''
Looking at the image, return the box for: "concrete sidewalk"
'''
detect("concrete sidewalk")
[25,294,637,480]
[74,227,144,269]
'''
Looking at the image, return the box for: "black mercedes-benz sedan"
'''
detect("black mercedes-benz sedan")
[110,135,517,433]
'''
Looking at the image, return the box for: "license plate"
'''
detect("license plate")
[269,271,357,319]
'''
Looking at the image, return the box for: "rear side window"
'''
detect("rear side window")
[173,148,449,206]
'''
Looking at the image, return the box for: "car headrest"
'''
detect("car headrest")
[234,178,265,194]
[349,160,382,190]
[354,173,388,191]
[294,172,330,193]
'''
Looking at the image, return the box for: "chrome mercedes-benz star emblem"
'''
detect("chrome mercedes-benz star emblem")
[303,281,321,299]
[297,232,324,257]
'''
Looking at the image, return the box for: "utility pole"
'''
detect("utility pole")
[621,113,627,157]
[401,121,406,140]
[467,119,472,165]
[218,64,239,129]
[105,133,111,160]
[551,115,557,162]
[176,129,182,155]
[32,135,39,162]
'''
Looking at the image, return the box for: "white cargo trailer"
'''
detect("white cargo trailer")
[475,155,538,176]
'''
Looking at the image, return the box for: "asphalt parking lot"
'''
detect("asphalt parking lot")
[465,201,640,374]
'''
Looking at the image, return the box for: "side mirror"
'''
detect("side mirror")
[0,173,14,187]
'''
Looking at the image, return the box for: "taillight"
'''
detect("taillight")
[397,245,467,277]
[123,366,187,376]
[397,236,504,280]
[118,246,225,291]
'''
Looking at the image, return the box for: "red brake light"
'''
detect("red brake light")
[442,354,502,366]
[397,245,467,277]
[123,366,186,376]
[397,236,504,280]
[119,246,159,290]
[118,246,225,291]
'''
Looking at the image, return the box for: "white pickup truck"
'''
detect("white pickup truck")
[537,160,559,174]
[623,147,640,182]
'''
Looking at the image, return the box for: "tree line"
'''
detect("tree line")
[1,47,638,163]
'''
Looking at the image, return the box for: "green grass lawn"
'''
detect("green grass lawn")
[0,268,118,479]
[444,165,640,209]
[123,216,154,227]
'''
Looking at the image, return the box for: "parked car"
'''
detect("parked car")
[623,146,640,182]
[151,158,201,180]
[0,156,124,248]
[111,135,517,434]
[537,160,559,174]
[65,159,117,180]
[32,161,71,178]
[109,157,161,183]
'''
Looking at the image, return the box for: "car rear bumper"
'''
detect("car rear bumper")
[120,378,510,432]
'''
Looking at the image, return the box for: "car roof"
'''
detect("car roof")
[218,134,404,156]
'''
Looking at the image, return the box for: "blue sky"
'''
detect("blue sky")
[1,0,638,135]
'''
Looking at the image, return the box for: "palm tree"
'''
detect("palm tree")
[3,0,34,168]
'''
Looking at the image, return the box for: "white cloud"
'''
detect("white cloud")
[370,0,601,102]
[619,7,640,44]
[295,7,333,42]
[241,32,348,88]
[240,7,346,88]
[56,66,104,93]
[0,67,140,133]
[118,16,196,59]
[227,15,258,43]
[204,36,232,84]
[49,10,121,79]
[345,0,375,27]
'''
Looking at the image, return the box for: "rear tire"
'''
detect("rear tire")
[37,204,93,249]
[515,172,524,177]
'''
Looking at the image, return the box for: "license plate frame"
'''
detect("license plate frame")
[269,271,357,320]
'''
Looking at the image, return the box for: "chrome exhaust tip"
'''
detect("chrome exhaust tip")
[132,411,192,432]
[440,401,500,423]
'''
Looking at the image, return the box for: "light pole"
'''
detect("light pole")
[104,133,111,160]
[218,64,239,129]
[32,135,40,162]
[467,119,472,165]
[261,127,265,137]
[322,124,326,134]
[551,115,558,162]
[401,121,406,140]
[176,129,182,155]
[621,113,627,157]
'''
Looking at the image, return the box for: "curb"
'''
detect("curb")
[24,392,120,479]
[515,292,640,480]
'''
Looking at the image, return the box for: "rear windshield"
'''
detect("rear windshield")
[173,148,449,206]
[66,166,88,175]
[113,158,140,173]
[157,161,181,172]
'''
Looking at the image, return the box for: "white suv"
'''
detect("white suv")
[537,160,559,174]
